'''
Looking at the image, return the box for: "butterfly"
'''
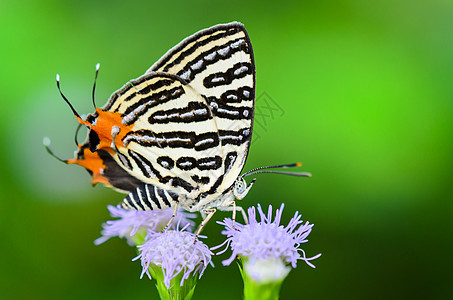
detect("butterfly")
[46,22,310,233]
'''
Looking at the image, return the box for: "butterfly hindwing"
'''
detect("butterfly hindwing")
[68,141,143,193]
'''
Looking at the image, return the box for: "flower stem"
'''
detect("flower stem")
[239,263,284,300]
[130,228,147,246]
[148,265,197,300]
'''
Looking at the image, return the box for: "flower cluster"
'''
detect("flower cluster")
[135,226,213,288]
[95,205,195,246]
[96,202,321,298]
[95,205,211,289]
[213,203,321,283]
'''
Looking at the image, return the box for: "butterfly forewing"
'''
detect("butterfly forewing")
[147,22,255,202]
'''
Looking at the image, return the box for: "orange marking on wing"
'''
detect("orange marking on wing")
[67,148,110,186]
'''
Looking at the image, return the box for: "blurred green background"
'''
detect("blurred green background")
[1,0,452,299]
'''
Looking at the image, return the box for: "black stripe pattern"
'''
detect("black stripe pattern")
[123,130,220,151]
[152,25,245,75]
[123,128,251,150]
[213,87,254,104]
[121,84,185,125]
[203,62,253,89]
[122,184,179,211]
[148,101,210,124]
[176,38,250,83]
[219,128,251,146]
[127,150,162,179]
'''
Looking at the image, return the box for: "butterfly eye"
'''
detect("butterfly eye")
[235,178,246,194]
[234,177,256,201]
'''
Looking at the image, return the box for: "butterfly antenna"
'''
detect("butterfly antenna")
[242,162,312,178]
[242,162,301,177]
[74,123,83,146]
[56,74,82,120]
[43,137,68,164]
[243,170,312,177]
[92,63,100,109]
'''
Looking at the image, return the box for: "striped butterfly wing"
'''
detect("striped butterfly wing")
[146,22,255,202]
[100,73,225,204]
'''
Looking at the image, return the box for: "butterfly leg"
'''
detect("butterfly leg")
[219,202,248,227]
[233,203,248,227]
[161,203,179,232]
[232,201,237,228]
[195,208,217,237]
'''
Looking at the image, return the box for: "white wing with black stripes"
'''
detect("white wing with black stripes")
[148,22,255,203]
[100,22,255,211]
[102,73,223,196]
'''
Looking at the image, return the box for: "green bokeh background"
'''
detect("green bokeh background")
[1,0,452,299]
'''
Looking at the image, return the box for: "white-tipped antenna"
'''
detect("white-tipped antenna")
[92,63,100,109]
[244,170,312,177]
[242,162,312,178]
[43,136,51,147]
[43,136,68,163]
[56,73,82,119]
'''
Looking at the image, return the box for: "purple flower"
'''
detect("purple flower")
[213,203,321,270]
[95,205,196,246]
[134,226,213,288]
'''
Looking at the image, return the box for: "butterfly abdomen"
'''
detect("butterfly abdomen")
[122,184,179,211]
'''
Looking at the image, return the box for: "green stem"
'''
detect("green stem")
[130,228,147,245]
[148,265,197,300]
[239,262,285,300]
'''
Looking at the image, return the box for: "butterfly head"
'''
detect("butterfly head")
[233,177,256,200]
